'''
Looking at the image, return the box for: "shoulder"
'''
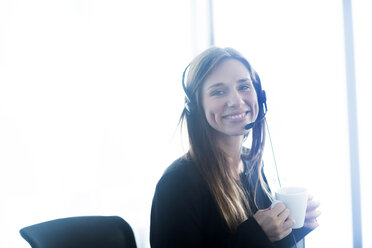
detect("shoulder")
[151,154,209,217]
[163,155,200,180]
[151,155,210,247]
[156,155,205,194]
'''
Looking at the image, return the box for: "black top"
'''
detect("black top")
[150,153,312,248]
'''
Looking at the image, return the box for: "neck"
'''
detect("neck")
[215,134,244,176]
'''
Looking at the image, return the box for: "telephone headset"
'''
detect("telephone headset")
[181,63,300,248]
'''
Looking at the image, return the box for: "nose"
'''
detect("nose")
[226,89,244,108]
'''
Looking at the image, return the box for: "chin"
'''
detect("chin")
[212,124,250,137]
[226,128,250,137]
[233,131,249,136]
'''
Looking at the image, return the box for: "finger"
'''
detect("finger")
[307,194,314,201]
[306,210,321,220]
[258,208,270,213]
[253,209,269,220]
[271,202,286,215]
[277,208,291,223]
[306,200,320,211]
[282,217,296,230]
[280,227,293,240]
[304,219,319,229]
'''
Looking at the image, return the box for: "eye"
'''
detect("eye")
[211,90,225,96]
[239,84,252,91]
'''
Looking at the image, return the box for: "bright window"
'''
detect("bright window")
[213,0,353,247]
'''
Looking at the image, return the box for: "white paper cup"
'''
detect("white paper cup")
[273,187,308,229]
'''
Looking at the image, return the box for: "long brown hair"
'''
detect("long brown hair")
[179,47,272,231]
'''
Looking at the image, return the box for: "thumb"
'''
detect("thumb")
[261,206,271,211]
[270,200,282,210]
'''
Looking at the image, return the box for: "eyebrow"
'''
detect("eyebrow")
[237,78,252,83]
[207,82,225,90]
[207,78,252,89]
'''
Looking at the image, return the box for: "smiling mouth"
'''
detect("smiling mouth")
[223,111,249,119]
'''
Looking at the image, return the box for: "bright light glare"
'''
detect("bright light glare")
[0,1,192,247]
[213,0,352,247]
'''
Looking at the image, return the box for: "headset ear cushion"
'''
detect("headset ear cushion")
[261,90,266,103]
[261,90,267,113]
[182,64,192,115]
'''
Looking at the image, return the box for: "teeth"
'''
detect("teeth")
[226,113,246,119]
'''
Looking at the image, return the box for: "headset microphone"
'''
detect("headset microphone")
[244,89,267,130]
[244,112,266,130]
[244,123,255,130]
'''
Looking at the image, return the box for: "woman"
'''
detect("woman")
[150,47,320,247]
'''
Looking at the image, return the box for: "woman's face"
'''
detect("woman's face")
[201,59,259,137]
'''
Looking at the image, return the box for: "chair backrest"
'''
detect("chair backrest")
[19,216,137,248]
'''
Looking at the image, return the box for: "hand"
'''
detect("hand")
[253,202,295,242]
[303,194,321,229]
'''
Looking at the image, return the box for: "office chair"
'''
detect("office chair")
[19,216,137,248]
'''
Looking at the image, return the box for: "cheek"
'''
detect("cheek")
[205,106,218,122]
[251,92,259,112]
[202,99,213,122]
[254,102,259,119]
[211,102,225,118]
[255,98,259,111]
[253,97,259,116]
[245,94,259,118]
[204,101,224,123]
